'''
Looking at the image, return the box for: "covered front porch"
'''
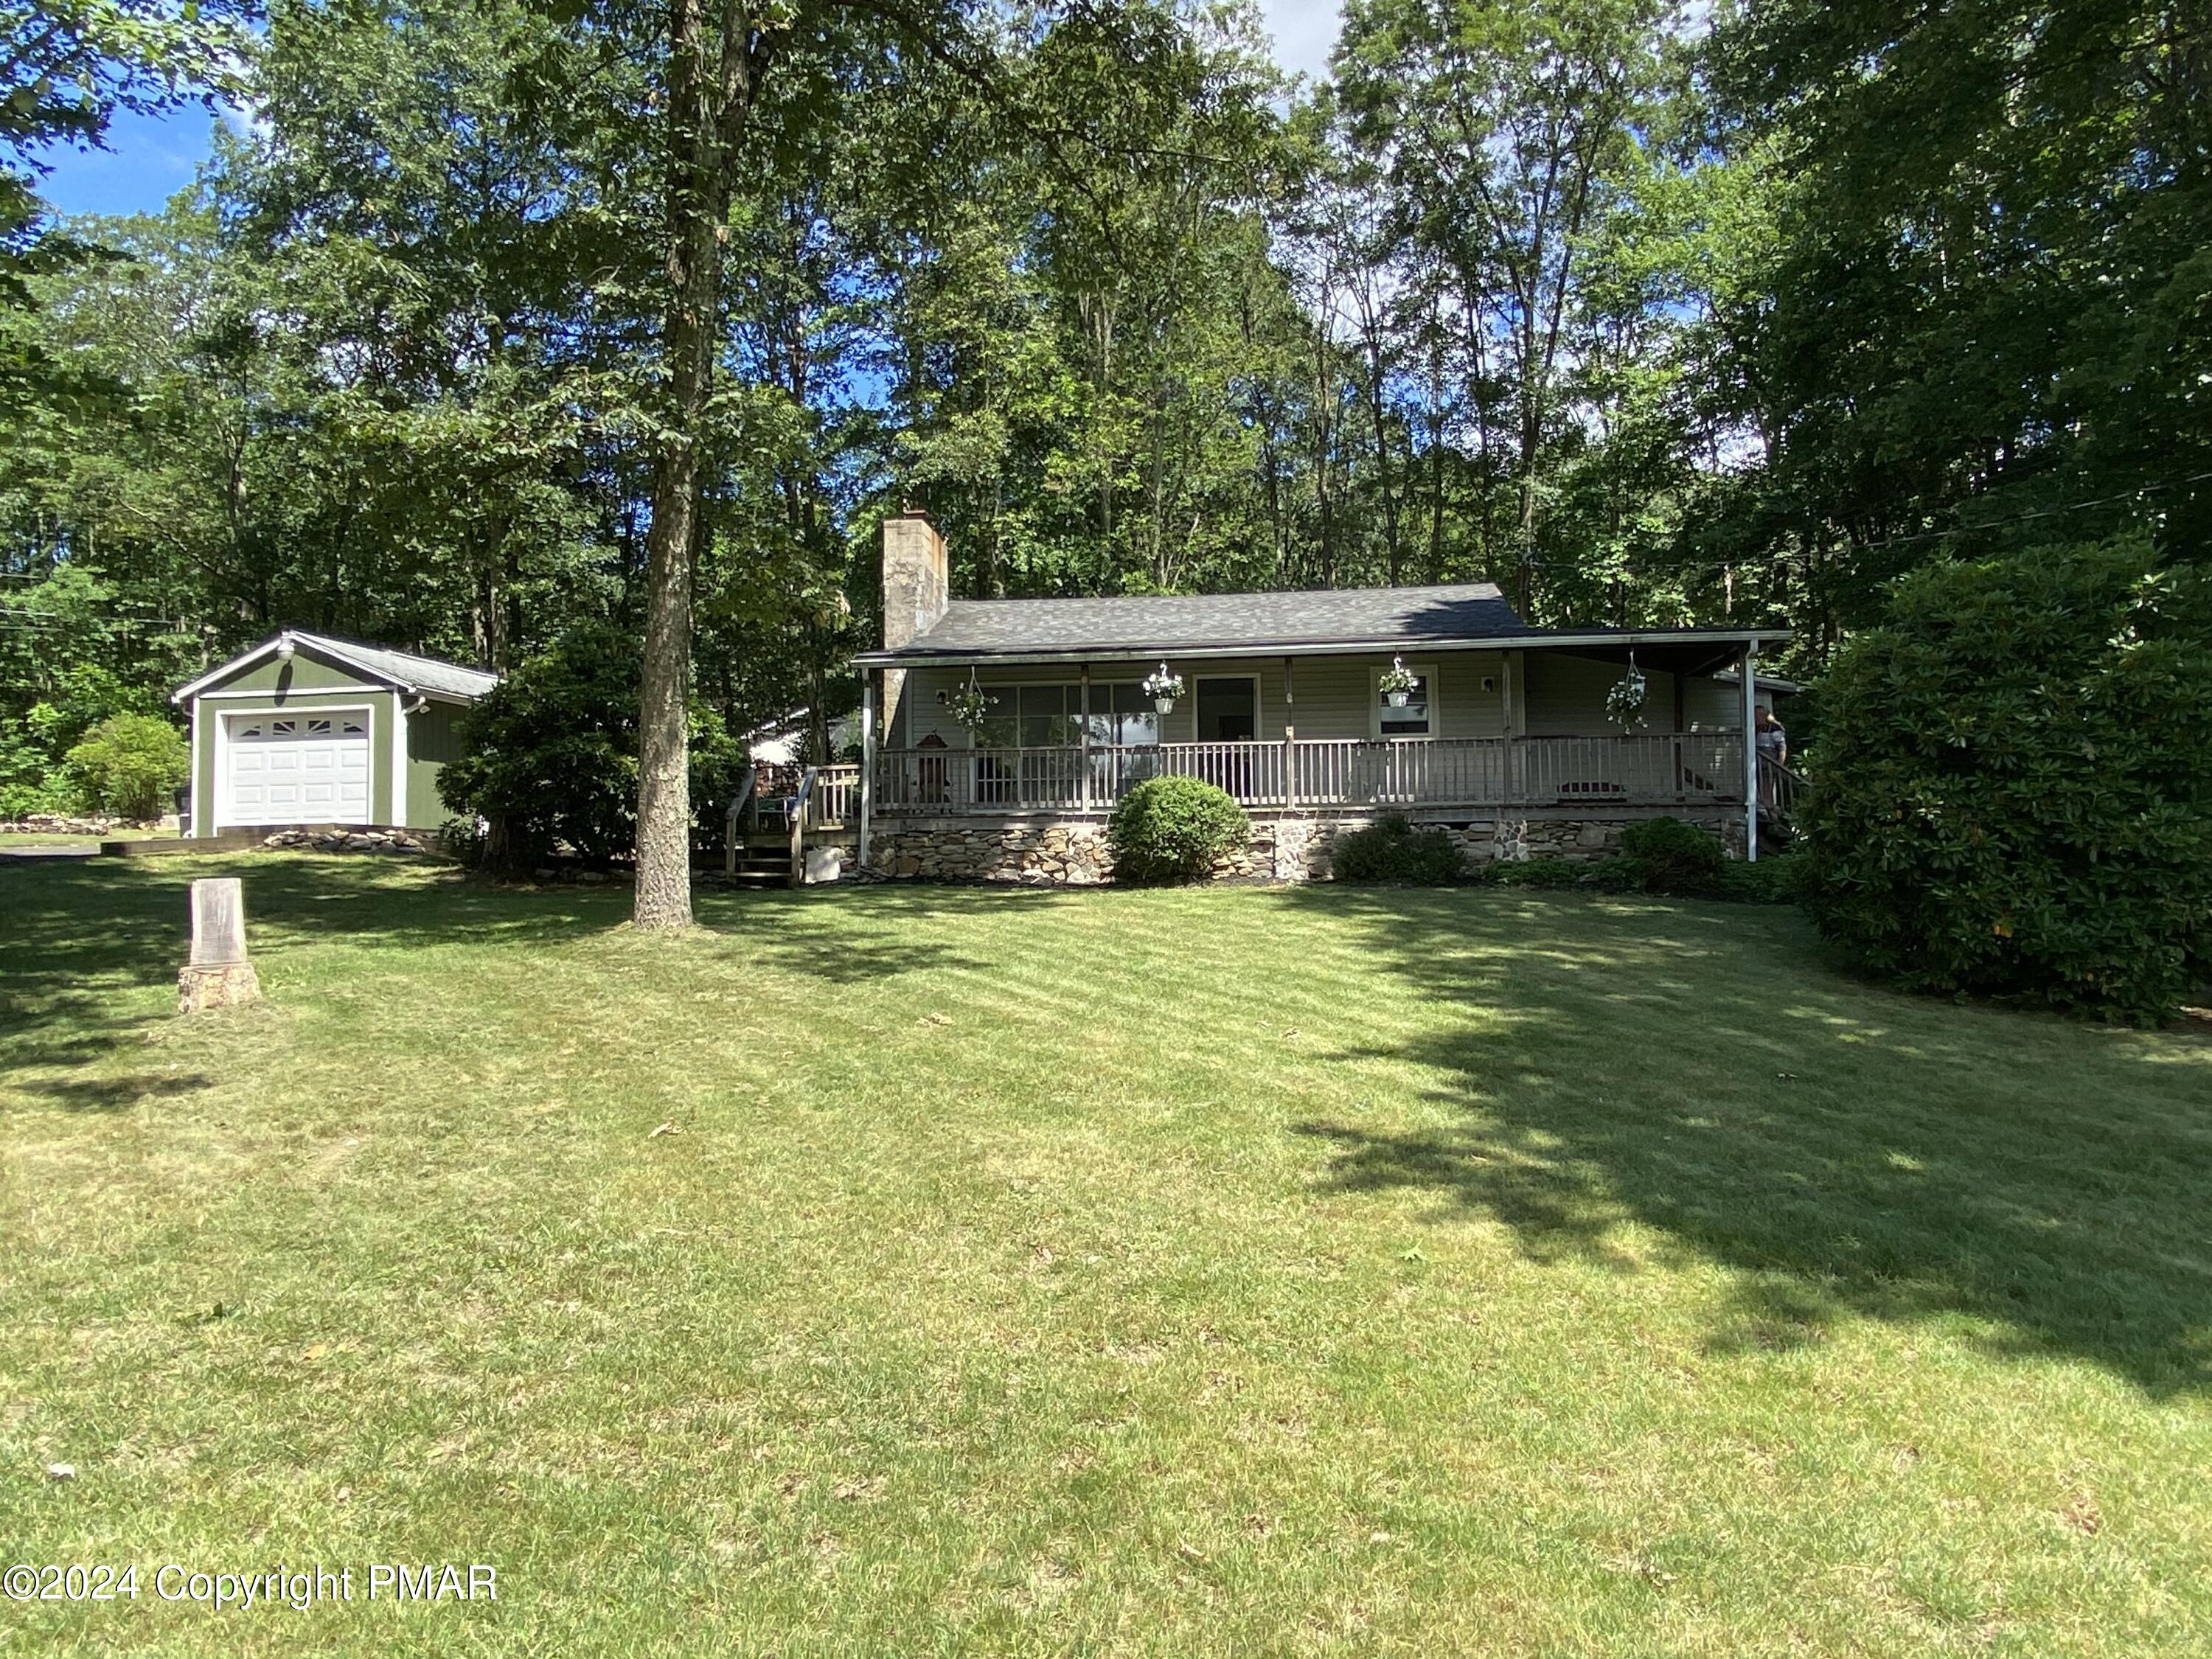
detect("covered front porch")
[849,632,1793,858]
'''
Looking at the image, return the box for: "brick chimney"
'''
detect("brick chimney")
[880,507,948,742]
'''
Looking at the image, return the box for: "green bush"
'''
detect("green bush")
[1330,813,1464,883]
[440,626,640,868]
[1579,817,1729,896]
[1801,537,2212,1020]
[1617,816,1727,890]
[1477,829,1798,905]
[1486,855,1586,888]
[1711,850,1806,905]
[62,713,188,820]
[1107,775,1249,883]
[1585,845,1802,902]
[438,625,747,871]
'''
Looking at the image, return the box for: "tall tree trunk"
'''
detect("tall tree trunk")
[635,0,766,929]
[1365,344,1399,584]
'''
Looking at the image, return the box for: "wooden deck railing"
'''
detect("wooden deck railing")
[1759,754,1806,821]
[871,734,1748,815]
[809,764,860,827]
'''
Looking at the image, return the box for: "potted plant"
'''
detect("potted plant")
[1604,661,1648,731]
[1141,664,1184,714]
[1380,656,1420,709]
[945,674,995,737]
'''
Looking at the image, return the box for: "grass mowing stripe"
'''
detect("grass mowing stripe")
[2,856,2208,1655]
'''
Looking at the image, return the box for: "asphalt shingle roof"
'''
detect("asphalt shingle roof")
[871,582,1530,661]
[288,632,500,699]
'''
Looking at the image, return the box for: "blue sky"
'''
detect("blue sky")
[36,104,231,219]
[36,0,1344,220]
[1259,0,1342,84]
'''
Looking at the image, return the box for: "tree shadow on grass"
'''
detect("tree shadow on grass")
[18,1072,214,1112]
[698,882,1065,984]
[0,856,625,1071]
[0,858,1055,1067]
[1274,884,2212,1396]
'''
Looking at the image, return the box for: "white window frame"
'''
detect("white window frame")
[1369,660,1440,740]
[1189,672,1262,743]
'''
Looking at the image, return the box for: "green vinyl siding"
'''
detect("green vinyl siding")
[406,700,468,829]
[897,653,1510,748]
[1520,653,1746,737]
[206,650,367,695]
[896,650,1767,747]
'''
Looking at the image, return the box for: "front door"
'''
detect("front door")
[1193,676,1258,798]
[1194,677,1257,741]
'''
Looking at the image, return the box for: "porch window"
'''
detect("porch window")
[1371,663,1438,739]
[1083,683,1161,748]
[961,683,1157,748]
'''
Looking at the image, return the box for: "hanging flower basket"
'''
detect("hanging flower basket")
[1604,663,1649,731]
[1380,656,1420,709]
[1141,664,1183,714]
[945,675,995,736]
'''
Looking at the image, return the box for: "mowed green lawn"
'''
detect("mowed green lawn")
[3,856,2208,1656]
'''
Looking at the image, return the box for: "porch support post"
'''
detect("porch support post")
[859,669,875,869]
[1741,641,1759,863]
[1281,654,1295,810]
[1503,652,1520,807]
[1079,662,1092,814]
[1672,665,1687,803]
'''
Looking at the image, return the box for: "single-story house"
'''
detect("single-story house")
[831,512,1792,883]
[742,706,864,767]
[172,630,498,838]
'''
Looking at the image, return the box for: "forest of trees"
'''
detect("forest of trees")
[2,1,2204,881]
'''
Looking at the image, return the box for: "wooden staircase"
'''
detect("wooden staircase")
[723,835,796,885]
[1758,755,1807,847]
[716,760,860,888]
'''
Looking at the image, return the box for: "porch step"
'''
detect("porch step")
[722,848,795,886]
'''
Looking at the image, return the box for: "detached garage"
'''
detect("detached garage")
[173,630,498,838]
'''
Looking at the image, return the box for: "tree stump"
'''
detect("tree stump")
[178,877,260,1012]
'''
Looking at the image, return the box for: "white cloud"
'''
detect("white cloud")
[1256,0,1344,84]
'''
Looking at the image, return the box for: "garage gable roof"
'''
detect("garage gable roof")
[174,630,501,704]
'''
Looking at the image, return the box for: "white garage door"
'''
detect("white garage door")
[224,712,372,826]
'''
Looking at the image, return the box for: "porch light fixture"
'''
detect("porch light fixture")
[276,634,296,663]
[1380,655,1420,709]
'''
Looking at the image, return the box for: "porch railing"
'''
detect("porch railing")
[809,763,860,827]
[1759,754,1807,822]
[727,762,861,847]
[872,734,1747,815]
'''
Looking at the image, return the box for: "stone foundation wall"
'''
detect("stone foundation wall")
[261,827,438,855]
[872,821,1119,885]
[864,809,1742,886]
